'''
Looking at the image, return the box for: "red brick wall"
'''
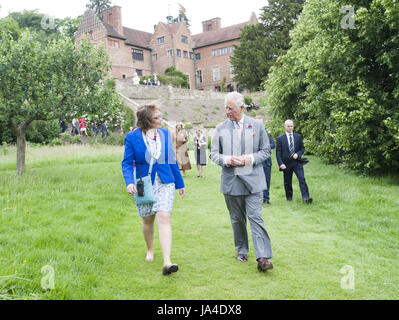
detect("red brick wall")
[194,39,239,91]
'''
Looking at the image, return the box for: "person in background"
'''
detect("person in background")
[59,118,66,133]
[71,118,79,136]
[276,119,312,203]
[121,105,185,275]
[101,121,109,138]
[79,117,87,136]
[92,120,99,141]
[172,123,191,177]
[194,129,207,178]
[255,115,275,205]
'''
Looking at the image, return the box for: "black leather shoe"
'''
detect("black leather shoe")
[303,198,313,204]
[162,264,179,275]
[287,197,292,201]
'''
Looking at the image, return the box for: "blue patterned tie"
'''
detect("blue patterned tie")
[289,134,294,155]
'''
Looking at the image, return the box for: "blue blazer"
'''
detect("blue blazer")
[121,128,185,190]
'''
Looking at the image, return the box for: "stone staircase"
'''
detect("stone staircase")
[115,79,227,128]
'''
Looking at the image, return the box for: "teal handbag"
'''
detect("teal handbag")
[133,160,155,206]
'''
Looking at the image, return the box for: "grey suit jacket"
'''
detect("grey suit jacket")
[210,115,270,195]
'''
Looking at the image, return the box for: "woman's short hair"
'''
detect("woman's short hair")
[136,105,160,132]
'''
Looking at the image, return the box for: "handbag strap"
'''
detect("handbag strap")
[133,159,154,184]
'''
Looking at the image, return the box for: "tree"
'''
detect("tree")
[265,0,399,174]
[86,0,112,20]
[0,29,121,174]
[230,0,304,91]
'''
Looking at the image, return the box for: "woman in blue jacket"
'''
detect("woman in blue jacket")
[122,105,185,275]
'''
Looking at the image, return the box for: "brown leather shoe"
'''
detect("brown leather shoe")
[237,254,248,262]
[257,258,273,271]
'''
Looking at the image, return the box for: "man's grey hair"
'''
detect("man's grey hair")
[225,91,245,109]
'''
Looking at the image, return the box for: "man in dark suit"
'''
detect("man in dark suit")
[255,116,275,205]
[276,120,312,203]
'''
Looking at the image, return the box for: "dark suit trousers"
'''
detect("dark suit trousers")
[262,162,271,202]
[283,163,310,200]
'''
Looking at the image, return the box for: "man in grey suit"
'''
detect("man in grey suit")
[210,92,273,271]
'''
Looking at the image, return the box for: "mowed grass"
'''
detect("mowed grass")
[0,144,398,300]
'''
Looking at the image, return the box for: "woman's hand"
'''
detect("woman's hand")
[178,188,186,199]
[126,184,137,194]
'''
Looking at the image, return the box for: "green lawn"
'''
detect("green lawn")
[0,144,398,300]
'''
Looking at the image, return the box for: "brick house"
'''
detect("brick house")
[75,6,257,91]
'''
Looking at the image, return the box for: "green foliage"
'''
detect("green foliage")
[231,0,305,91]
[98,131,124,146]
[86,0,112,20]
[0,29,122,173]
[120,105,135,134]
[0,17,21,40]
[265,0,399,174]
[1,142,8,155]
[25,120,60,144]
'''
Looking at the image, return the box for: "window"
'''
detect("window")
[109,40,119,48]
[195,53,201,60]
[136,69,143,76]
[132,49,144,61]
[190,52,195,60]
[157,36,165,44]
[183,50,188,58]
[152,53,158,61]
[213,67,220,81]
[167,49,174,57]
[196,70,202,83]
[212,49,218,57]
[229,46,234,53]
[220,47,227,55]
[181,35,188,44]
[176,49,181,57]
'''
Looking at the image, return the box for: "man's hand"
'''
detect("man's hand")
[126,184,137,194]
[178,188,186,198]
[292,153,298,160]
[280,164,287,170]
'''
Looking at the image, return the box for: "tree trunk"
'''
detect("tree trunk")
[16,129,27,175]
[11,119,32,176]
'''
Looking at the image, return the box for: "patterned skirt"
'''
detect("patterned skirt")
[136,173,175,218]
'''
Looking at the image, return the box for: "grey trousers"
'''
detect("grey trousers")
[224,192,272,260]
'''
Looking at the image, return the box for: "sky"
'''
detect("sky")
[0,0,268,35]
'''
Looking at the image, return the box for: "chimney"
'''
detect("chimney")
[102,6,123,35]
[202,17,221,32]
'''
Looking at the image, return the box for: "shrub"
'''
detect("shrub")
[1,142,9,155]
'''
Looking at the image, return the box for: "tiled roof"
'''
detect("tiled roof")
[123,27,153,49]
[103,22,126,40]
[192,21,250,48]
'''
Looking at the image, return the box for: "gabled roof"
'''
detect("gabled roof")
[192,21,251,49]
[123,27,153,49]
[103,22,126,40]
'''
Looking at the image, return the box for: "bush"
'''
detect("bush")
[1,142,9,155]
[265,0,399,174]
[98,131,124,146]
[26,119,60,144]
[49,138,62,146]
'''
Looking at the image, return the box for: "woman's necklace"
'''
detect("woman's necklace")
[143,129,161,160]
